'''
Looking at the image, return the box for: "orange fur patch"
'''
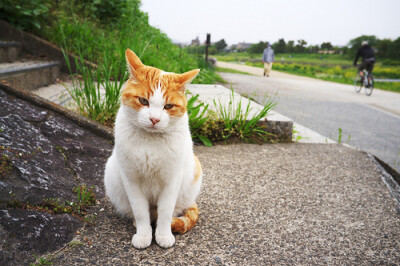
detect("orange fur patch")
[193,154,202,184]
[122,49,200,116]
[171,203,199,234]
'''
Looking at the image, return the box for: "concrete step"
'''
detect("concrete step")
[0,41,21,63]
[33,81,334,143]
[0,60,61,91]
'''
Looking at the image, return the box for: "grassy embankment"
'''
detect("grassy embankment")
[215,53,400,93]
[22,1,276,146]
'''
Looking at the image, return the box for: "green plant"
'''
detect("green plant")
[0,0,50,31]
[73,185,96,213]
[30,255,52,266]
[337,128,351,144]
[197,87,276,144]
[213,88,276,143]
[61,35,127,126]
[293,127,310,142]
[338,128,343,144]
[69,240,83,248]
[186,93,212,146]
[0,146,42,177]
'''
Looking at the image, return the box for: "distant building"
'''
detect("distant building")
[236,42,253,51]
[191,37,200,46]
[318,50,336,54]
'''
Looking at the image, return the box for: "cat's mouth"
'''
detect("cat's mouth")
[143,124,164,133]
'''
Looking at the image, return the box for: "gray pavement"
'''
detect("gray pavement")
[50,144,400,265]
[216,63,400,170]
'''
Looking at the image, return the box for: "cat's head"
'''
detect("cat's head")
[121,49,199,133]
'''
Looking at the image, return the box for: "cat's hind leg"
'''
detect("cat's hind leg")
[104,153,133,219]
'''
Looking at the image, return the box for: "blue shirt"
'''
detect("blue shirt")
[263,47,275,63]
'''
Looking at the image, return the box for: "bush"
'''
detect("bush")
[0,0,50,31]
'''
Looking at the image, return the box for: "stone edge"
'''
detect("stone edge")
[0,82,114,141]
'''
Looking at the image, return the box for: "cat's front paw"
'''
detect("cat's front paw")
[155,232,175,248]
[132,233,152,249]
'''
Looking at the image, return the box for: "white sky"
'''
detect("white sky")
[141,0,400,46]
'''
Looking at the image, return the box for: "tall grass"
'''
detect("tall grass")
[43,1,219,84]
[196,88,277,144]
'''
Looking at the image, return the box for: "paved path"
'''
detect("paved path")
[217,61,400,170]
[51,144,400,265]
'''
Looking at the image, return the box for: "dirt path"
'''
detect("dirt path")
[217,61,400,117]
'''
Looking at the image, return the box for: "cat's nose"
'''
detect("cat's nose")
[150,117,160,125]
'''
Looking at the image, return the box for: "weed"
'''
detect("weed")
[197,87,277,144]
[0,146,42,177]
[337,128,351,144]
[69,240,83,248]
[215,67,252,76]
[83,213,97,226]
[30,255,52,266]
[293,127,310,142]
[186,92,212,146]
[73,185,96,214]
[338,128,343,144]
[6,185,96,223]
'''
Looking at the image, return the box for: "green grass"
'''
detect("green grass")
[215,66,252,75]
[194,87,278,144]
[42,1,219,85]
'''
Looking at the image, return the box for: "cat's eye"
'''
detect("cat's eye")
[164,104,174,110]
[139,97,149,106]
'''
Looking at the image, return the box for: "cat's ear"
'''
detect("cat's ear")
[125,49,144,78]
[176,69,200,88]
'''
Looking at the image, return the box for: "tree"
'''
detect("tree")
[273,38,286,53]
[287,40,295,53]
[348,35,378,58]
[213,39,227,52]
[321,42,333,50]
[376,39,392,58]
[248,41,268,54]
[295,39,307,53]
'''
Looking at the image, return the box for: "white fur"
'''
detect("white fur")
[104,85,202,249]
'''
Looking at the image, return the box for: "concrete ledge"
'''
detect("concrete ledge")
[0,61,61,91]
[0,82,113,140]
[0,41,21,62]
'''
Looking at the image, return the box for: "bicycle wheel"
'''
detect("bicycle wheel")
[354,75,362,93]
[365,75,374,96]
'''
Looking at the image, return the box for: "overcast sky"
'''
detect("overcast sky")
[141,0,400,47]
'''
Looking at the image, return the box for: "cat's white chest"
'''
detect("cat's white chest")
[118,129,184,179]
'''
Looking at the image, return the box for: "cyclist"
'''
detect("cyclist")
[353,41,376,85]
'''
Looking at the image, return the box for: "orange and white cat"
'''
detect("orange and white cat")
[104,49,202,249]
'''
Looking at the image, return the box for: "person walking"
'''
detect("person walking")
[262,42,275,77]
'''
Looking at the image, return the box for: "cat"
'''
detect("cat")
[104,49,202,249]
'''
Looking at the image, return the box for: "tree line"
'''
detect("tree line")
[185,35,400,64]
[249,35,400,62]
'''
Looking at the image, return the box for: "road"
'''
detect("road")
[216,61,400,170]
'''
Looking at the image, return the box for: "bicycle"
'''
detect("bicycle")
[354,68,374,96]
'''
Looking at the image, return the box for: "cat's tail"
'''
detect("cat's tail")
[171,203,199,234]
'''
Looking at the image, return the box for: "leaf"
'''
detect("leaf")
[198,135,213,147]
